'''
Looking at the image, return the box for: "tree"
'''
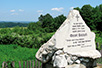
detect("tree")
[39,13,55,32]
[99,4,102,12]
[92,6,102,30]
[38,15,44,23]
[27,21,44,33]
[81,5,94,30]
[41,14,54,27]
[54,15,66,30]
[74,7,81,12]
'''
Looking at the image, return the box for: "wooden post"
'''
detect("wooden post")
[32,60,34,68]
[23,61,25,68]
[5,62,8,68]
[38,61,40,68]
[41,63,42,68]
[29,60,31,68]
[12,61,15,68]
[35,60,37,68]
[26,61,28,68]
[101,45,102,49]
[96,42,99,50]
[2,62,5,68]
[19,61,21,68]
[100,49,102,56]
[42,63,46,68]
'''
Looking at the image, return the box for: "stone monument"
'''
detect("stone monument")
[36,10,101,68]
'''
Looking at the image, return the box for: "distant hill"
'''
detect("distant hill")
[0,21,33,23]
[0,22,29,28]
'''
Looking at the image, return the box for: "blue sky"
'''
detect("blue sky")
[0,0,102,21]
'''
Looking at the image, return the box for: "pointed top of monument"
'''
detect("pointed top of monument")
[67,9,79,19]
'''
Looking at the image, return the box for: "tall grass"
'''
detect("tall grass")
[0,44,38,67]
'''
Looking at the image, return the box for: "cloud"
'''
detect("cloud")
[19,9,24,12]
[51,7,64,12]
[70,7,74,10]
[38,13,43,15]
[11,13,18,15]
[37,10,43,13]
[10,10,15,12]
[37,10,43,16]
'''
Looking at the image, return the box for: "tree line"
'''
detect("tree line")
[0,22,28,28]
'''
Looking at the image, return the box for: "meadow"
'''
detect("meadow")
[0,44,38,67]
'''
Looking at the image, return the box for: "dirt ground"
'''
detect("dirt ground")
[95,64,102,68]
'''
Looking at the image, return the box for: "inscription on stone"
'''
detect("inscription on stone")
[65,21,92,48]
[61,11,97,53]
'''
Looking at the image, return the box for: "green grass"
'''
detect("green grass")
[0,44,38,67]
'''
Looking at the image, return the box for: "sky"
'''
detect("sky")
[0,0,102,21]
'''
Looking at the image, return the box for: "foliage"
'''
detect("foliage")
[39,13,66,32]
[93,30,102,49]
[0,26,54,48]
[54,15,66,31]
[27,21,45,33]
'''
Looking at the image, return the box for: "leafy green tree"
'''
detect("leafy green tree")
[38,15,44,23]
[39,13,54,32]
[27,21,44,33]
[81,5,93,22]
[54,15,66,31]
[74,7,81,12]
[92,6,102,30]
[38,13,66,32]
[99,4,102,12]
[41,14,54,27]
[81,5,94,30]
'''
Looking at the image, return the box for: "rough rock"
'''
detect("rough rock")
[52,50,67,67]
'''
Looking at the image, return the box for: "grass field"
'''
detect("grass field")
[0,44,38,67]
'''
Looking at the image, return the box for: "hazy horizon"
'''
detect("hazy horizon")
[0,21,36,23]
